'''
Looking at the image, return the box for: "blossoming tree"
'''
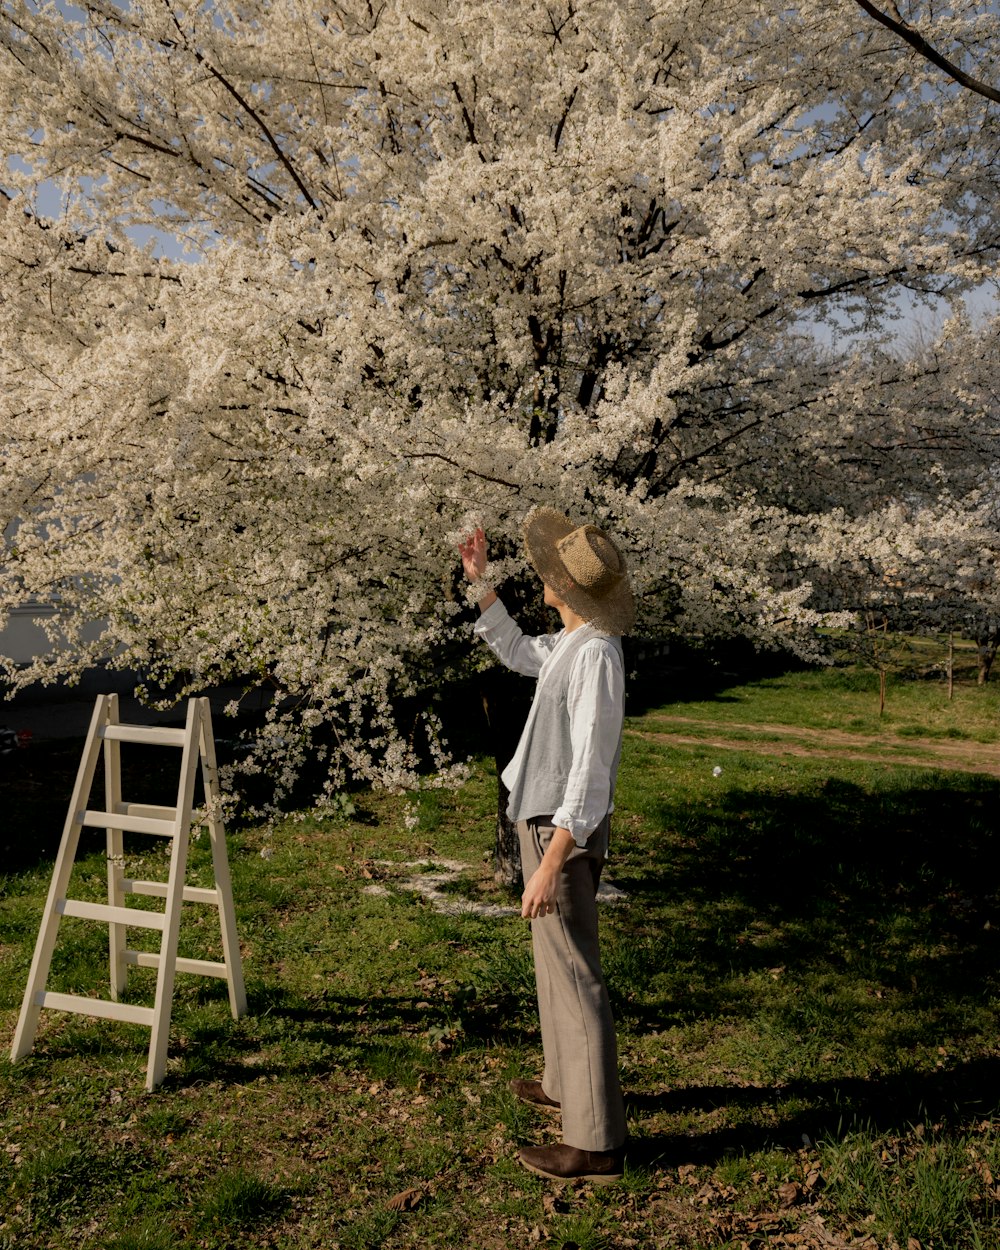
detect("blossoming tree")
[2,0,998,826]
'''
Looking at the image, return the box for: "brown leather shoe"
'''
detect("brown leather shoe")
[510,1078,560,1113]
[517,1142,625,1184]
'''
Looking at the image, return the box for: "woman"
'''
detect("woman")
[458,507,634,1183]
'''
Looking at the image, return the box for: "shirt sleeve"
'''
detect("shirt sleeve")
[473,597,560,677]
[552,639,625,845]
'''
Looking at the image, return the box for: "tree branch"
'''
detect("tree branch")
[111,128,182,159]
[553,83,580,152]
[68,264,181,283]
[160,0,321,211]
[407,450,521,490]
[853,0,1000,104]
[452,81,486,162]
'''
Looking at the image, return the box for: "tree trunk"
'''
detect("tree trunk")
[947,632,954,701]
[493,774,521,890]
[976,621,998,685]
[479,669,530,890]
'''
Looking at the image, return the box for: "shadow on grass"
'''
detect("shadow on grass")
[130,981,535,1090]
[614,771,1000,1006]
[597,767,1000,1170]
[626,1053,1000,1168]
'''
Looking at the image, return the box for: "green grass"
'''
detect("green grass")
[821,1124,1000,1249]
[631,644,1000,742]
[196,1167,288,1229]
[1,659,999,1248]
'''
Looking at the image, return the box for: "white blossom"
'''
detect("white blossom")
[1,1,999,793]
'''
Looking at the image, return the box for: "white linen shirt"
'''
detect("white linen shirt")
[474,598,625,846]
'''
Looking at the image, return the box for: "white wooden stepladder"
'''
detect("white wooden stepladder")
[10,694,247,1090]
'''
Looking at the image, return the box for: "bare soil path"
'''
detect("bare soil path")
[628,714,1000,778]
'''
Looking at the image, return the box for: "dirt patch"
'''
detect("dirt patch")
[628,716,1000,778]
[360,858,629,917]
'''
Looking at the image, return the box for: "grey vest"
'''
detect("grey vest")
[505,626,625,826]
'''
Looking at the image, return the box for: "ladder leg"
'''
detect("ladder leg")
[145,700,200,1091]
[104,706,127,998]
[10,696,112,1062]
[198,700,247,1019]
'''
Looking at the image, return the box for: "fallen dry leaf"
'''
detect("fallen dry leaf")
[386,1187,423,1212]
[778,1181,803,1208]
[799,1219,879,1249]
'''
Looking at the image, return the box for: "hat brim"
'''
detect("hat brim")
[522,506,636,636]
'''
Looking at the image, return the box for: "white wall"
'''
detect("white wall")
[0,603,109,667]
[0,603,62,666]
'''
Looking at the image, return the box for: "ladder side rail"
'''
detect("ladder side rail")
[145,699,202,1091]
[104,695,128,999]
[198,699,247,1019]
[10,696,111,1062]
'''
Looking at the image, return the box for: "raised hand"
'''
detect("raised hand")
[458,527,488,582]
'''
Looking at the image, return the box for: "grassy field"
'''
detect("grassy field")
[1,660,999,1250]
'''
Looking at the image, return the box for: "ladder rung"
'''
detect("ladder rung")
[101,724,188,747]
[118,803,207,829]
[123,879,219,906]
[124,950,229,978]
[35,990,155,1027]
[58,898,166,930]
[81,808,177,837]
[119,803,178,822]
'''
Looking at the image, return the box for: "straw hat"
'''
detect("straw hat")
[522,506,635,636]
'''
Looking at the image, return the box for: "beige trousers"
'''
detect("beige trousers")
[516,815,626,1153]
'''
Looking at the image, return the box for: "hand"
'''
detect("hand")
[458,527,488,582]
[521,826,575,919]
[521,865,559,920]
